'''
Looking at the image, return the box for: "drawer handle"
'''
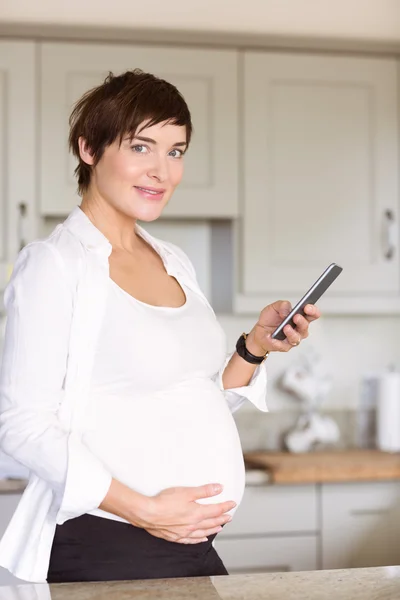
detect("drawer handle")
[18,202,28,251]
[383,209,396,260]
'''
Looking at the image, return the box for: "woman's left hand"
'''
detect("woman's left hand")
[245,300,321,356]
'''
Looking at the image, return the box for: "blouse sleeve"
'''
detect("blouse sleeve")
[212,351,268,414]
[0,242,112,523]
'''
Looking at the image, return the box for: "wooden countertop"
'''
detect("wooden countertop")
[243,449,400,484]
[0,479,27,494]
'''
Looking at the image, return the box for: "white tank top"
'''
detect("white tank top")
[83,276,245,522]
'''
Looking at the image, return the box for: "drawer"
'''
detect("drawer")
[220,484,317,537]
[214,535,318,573]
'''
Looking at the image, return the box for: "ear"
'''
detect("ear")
[78,136,95,166]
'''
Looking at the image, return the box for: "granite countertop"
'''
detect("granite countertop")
[1,567,400,599]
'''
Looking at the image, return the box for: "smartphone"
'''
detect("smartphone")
[271,263,343,341]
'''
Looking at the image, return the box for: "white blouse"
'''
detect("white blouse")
[86,276,245,522]
[0,206,268,582]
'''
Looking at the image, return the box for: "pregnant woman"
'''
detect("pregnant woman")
[0,70,320,583]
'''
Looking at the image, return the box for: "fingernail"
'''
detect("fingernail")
[213,484,223,493]
[226,515,232,522]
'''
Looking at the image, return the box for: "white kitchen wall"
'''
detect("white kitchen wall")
[1,0,400,41]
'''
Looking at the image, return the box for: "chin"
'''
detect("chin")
[133,203,169,222]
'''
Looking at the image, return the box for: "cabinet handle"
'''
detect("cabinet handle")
[383,209,396,260]
[350,508,387,517]
[18,202,28,251]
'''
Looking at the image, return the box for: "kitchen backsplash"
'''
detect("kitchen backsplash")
[232,407,362,453]
[218,313,400,412]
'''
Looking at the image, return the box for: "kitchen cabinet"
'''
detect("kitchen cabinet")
[214,478,400,574]
[215,536,318,574]
[40,42,238,219]
[235,52,400,315]
[0,42,36,292]
[2,39,400,311]
[0,493,24,585]
[321,481,400,569]
[218,483,317,536]
[214,483,318,573]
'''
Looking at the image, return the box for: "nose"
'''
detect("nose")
[147,155,169,183]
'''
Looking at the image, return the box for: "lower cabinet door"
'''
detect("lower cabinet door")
[214,535,318,574]
[218,484,317,537]
[322,482,400,570]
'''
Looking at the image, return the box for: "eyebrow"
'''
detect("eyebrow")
[134,135,188,148]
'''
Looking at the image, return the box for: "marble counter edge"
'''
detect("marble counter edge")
[2,566,400,599]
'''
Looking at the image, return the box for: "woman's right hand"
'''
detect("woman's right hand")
[136,483,236,544]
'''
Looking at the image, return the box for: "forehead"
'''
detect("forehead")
[135,119,187,140]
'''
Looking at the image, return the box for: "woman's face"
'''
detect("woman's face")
[81,119,187,221]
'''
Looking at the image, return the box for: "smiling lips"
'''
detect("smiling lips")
[134,186,166,200]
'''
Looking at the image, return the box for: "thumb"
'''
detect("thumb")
[189,483,224,500]
[279,301,292,316]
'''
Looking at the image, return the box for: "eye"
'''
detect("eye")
[131,144,148,154]
[169,148,184,159]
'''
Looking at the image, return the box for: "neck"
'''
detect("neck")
[79,193,141,253]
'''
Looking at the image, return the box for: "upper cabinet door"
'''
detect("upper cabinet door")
[0,42,36,291]
[40,42,238,219]
[236,52,399,314]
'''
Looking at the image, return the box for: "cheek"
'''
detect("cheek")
[113,155,140,181]
[98,148,138,182]
[170,161,184,188]
[96,155,126,186]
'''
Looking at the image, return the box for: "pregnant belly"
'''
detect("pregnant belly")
[83,379,245,515]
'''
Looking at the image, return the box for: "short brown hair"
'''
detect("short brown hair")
[68,69,193,195]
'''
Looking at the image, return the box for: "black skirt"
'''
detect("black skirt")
[47,514,228,583]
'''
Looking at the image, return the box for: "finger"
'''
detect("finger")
[283,324,301,347]
[189,483,224,500]
[146,528,206,544]
[187,525,224,539]
[303,304,321,320]
[269,300,292,317]
[190,515,232,531]
[145,528,176,542]
[292,314,310,337]
[197,501,237,518]
[264,334,289,353]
